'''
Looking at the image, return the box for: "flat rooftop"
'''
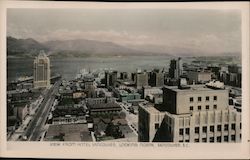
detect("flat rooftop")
[140,102,163,114]
[163,84,227,93]
[45,123,92,141]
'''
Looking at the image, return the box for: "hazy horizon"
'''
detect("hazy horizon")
[7,9,241,56]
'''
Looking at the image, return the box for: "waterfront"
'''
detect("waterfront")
[7,55,175,82]
[7,55,240,82]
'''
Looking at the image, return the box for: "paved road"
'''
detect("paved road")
[117,102,138,135]
[24,81,61,141]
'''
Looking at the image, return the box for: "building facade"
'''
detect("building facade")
[142,86,162,98]
[149,69,165,87]
[169,58,183,79]
[33,51,50,88]
[138,84,241,143]
[187,70,212,84]
[105,70,118,87]
[136,72,149,89]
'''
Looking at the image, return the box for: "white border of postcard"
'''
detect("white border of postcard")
[0,1,249,159]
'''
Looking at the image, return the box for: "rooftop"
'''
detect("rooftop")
[163,84,227,93]
[45,123,92,141]
[88,102,121,109]
[140,102,162,114]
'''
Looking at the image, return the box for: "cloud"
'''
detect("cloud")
[7,27,241,55]
[27,29,150,45]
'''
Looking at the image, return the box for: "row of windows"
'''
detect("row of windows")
[179,124,236,135]
[179,134,240,143]
[190,96,217,102]
[190,104,217,111]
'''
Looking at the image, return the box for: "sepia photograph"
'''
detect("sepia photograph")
[0,1,249,159]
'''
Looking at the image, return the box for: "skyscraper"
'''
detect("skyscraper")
[33,51,50,89]
[169,57,183,79]
[149,69,164,87]
[105,70,118,87]
[136,72,148,89]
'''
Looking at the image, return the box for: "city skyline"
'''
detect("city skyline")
[7,50,242,143]
[2,1,249,159]
[5,4,243,144]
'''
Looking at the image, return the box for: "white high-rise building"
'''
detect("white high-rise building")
[139,82,241,143]
[33,51,50,89]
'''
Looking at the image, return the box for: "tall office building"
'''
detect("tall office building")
[120,72,128,80]
[169,58,183,79]
[33,51,50,89]
[138,81,241,143]
[149,69,164,87]
[136,72,148,89]
[84,75,96,98]
[105,70,118,87]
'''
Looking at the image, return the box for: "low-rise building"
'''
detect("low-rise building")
[187,70,212,84]
[142,86,163,99]
[114,89,141,102]
[145,93,163,104]
[87,103,122,116]
[45,123,92,141]
[52,105,86,125]
[13,102,29,122]
[86,97,116,104]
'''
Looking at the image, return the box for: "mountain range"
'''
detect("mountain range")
[7,36,171,58]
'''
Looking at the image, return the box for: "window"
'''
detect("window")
[179,128,184,135]
[240,123,242,129]
[198,106,201,110]
[224,136,228,142]
[209,137,214,142]
[198,97,202,102]
[217,136,221,142]
[217,125,222,131]
[179,140,183,142]
[185,128,190,135]
[195,138,199,142]
[185,139,189,142]
[213,105,217,109]
[202,138,207,142]
[195,127,199,134]
[202,126,207,133]
[214,96,217,101]
[224,124,229,131]
[206,105,209,110]
[190,97,194,102]
[190,106,193,111]
[231,124,236,130]
[210,126,214,132]
[155,123,159,130]
[240,134,241,139]
[206,96,209,101]
[231,135,236,141]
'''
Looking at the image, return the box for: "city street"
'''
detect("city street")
[8,92,44,141]
[117,102,138,135]
[24,81,61,141]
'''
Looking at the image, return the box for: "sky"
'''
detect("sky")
[7,9,241,55]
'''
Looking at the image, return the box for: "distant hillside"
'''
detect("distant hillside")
[7,36,239,58]
[43,39,161,57]
[7,36,173,58]
[7,36,48,57]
